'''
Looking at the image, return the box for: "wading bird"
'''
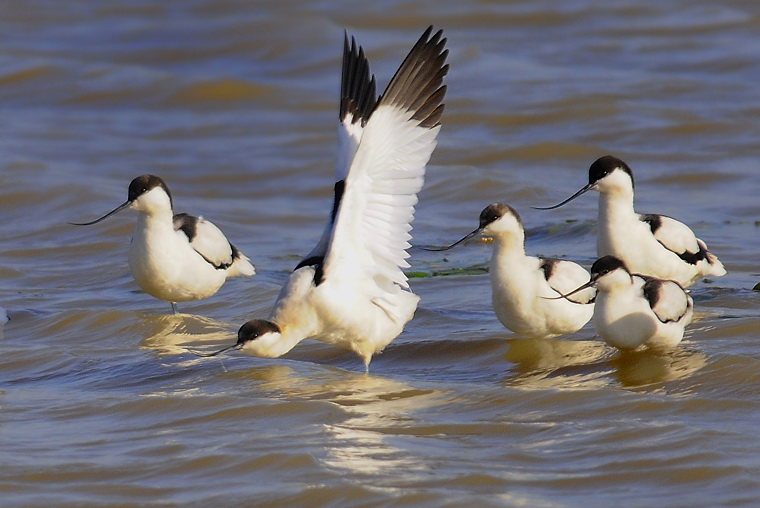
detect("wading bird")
[195,27,448,371]
[429,203,595,339]
[73,175,255,313]
[555,255,693,351]
[535,155,725,287]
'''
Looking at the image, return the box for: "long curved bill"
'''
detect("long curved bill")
[543,279,595,301]
[533,182,594,210]
[187,343,242,358]
[424,228,481,252]
[70,200,132,226]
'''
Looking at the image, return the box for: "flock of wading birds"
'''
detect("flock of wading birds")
[4,26,725,371]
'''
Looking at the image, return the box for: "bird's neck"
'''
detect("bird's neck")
[135,208,174,233]
[491,233,526,261]
[598,187,636,222]
[597,188,638,254]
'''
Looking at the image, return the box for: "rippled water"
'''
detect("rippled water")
[1,1,759,506]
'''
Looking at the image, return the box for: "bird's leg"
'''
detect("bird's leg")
[171,302,178,314]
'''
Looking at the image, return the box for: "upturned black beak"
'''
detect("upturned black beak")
[187,343,243,358]
[542,278,596,301]
[533,182,594,210]
[424,228,481,252]
[70,200,132,226]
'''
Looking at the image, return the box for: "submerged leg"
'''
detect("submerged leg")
[171,302,178,314]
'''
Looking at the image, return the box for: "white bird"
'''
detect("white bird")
[72,174,255,313]
[195,26,449,370]
[558,255,693,351]
[429,203,595,339]
[536,155,725,287]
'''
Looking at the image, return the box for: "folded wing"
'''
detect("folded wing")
[641,214,706,263]
[174,213,234,269]
[541,258,596,304]
[642,278,692,324]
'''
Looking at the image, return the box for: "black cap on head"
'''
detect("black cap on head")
[237,319,281,345]
[590,255,628,278]
[478,203,522,229]
[128,175,172,206]
[588,155,634,188]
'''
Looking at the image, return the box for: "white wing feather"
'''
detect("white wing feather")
[176,216,233,268]
[544,259,596,304]
[332,108,439,289]
[322,27,448,293]
[649,215,701,255]
[303,33,377,263]
[644,278,692,324]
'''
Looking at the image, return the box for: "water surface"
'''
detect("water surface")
[1,1,759,506]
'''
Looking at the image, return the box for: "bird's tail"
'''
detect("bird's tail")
[700,240,726,277]
[227,245,255,278]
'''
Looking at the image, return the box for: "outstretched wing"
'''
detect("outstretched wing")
[640,214,707,264]
[322,26,448,292]
[336,32,378,182]
[299,31,379,269]
[641,277,692,324]
[174,213,234,269]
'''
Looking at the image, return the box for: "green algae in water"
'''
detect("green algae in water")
[407,265,489,278]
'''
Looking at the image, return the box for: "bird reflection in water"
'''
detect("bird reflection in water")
[220,362,448,480]
[502,335,705,389]
[138,313,234,356]
[609,346,707,389]
[503,336,610,389]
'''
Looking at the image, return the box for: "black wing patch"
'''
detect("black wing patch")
[376,26,449,129]
[640,214,662,234]
[173,212,198,242]
[341,34,378,126]
[230,243,243,264]
[294,256,325,286]
[642,277,662,311]
[294,181,344,286]
[640,214,707,265]
[539,258,558,282]
[540,257,595,304]
[641,277,688,324]
[331,180,345,223]
[173,212,234,270]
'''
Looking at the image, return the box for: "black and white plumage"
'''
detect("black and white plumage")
[536,155,726,287]
[561,255,693,351]
[72,174,255,313]
[199,27,448,370]
[429,203,595,339]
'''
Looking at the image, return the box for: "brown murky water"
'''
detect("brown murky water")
[1,1,759,506]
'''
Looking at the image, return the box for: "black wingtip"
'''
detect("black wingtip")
[377,26,449,128]
[340,31,378,127]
